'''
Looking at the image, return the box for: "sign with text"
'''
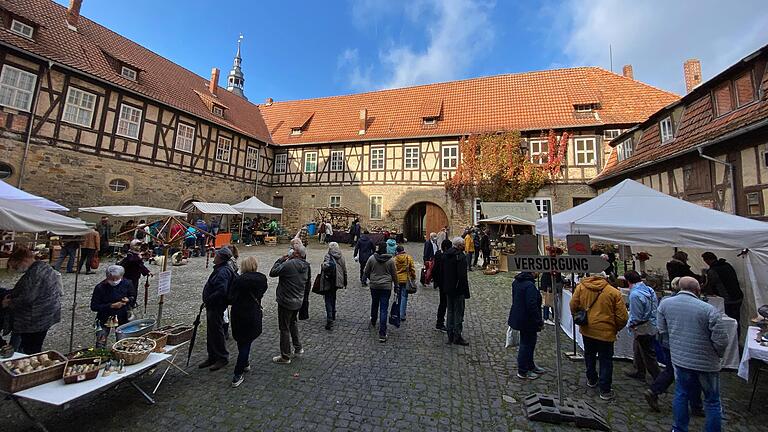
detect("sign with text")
[507,255,610,273]
[514,234,539,255]
[566,235,591,255]
[157,270,171,296]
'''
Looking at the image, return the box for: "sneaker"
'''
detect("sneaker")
[379,335,387,343]
[454,337,469,346]
[544,319,556,326]
[243,364,251,373]
[293,348,304,357]
[517,371,540,380]
[587,379,598,388]
[198,359,214,369]
[272,355,291,364]
[644,389,660,412]
[231,375,244,388]
[599,391,615,401]
[209,359,228,371]
[532,366,548,374]
[435,323,448,332]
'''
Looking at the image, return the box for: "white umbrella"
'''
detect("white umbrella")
[0,198,90,235]
[0,180,68,211]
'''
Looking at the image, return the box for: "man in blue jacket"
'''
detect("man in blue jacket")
[354,231,375,286]
[200,247,236,371]
[508,272,545,379]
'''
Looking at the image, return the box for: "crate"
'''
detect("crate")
[264,236,277,246]
[62,358,102,384]
[164,326,193,345]
[0,351,67,393]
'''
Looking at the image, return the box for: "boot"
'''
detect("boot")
[446,331,455,345]
[325,320,332,331]
[454,334,469,346]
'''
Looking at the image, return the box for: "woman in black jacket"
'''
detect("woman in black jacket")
[229,256,268,388]
[434,239,452,331]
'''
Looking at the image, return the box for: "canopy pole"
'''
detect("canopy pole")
[68,247,81,353]
[157,246,169,326]
[547,200,565,404]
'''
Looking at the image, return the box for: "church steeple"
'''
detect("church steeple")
[226,34,246,99]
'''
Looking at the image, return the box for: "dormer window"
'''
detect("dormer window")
[423,117,438,126]
[120,66,137,81]
[574,103,596,112]
[288,112,313,137]
[290,128,302,136]
[420,99,443,127]
[10,20,34,39]
[212,105,224,117]
[659,117,674,143]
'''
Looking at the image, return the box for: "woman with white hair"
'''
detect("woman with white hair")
[90,265,133,348]
[320,242,347,330]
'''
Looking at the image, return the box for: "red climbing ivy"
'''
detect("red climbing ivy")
[545,129,570,181]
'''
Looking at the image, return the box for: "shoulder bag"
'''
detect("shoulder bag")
[573,289,603,326]
[406,278,418,294]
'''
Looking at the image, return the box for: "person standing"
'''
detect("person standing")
[200,248,237,371]
[539,271,562,326]
[701,252,743,327]
[1,247,62,354]
[442,237,470,346]
[321,242,347,330]
[386,238,397,255]
[422,233,438,286]
[479,229,491,269]
[657,276,728,432]
[666,251,699,281]
[463,230,475,271]
[90,265,132,348]
[354,231,375,286]
[508,272,545,379]
[436,226,448,247]
[318,220,327,244]
[270,244,311,364]
[624,270,660,382]
[394,245,416,322]
[324,221,333,243]
[78,228,100,274]
[228,256,268,387]
[118,240,151,310]
[569,273,628,400]
[53,237,80,274]
[364,243,398,343]
[349,218,361,247]
[97,216,111,256]
[472,229,481,268]
[434,239,452,331]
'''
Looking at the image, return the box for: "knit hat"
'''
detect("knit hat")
[215,247,233,260]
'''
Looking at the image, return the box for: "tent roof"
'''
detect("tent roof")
[0,198,90,235]
[480,202,540,223]
[479,215,536,226]
[1,180,68,211]
[190,202,241,215]
[535,179,768,250]
[78,205,186,218]
[232,196,283,215]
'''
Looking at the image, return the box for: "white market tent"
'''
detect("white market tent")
[535,179,768,308]
[1,180,68,211]
[190,202,241,215]
[479,215,536,226]
[0,198,90,235]
[232,196,282,215]
[78,205,186,218]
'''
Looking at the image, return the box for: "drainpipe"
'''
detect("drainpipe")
[17,62,48,190]
[697,147,736,214]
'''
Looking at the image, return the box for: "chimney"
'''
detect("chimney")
[265,97,273,106]
[209,68,219,96]
[66,0,82,30]
[359,109,367,135]
[684,59,702,93]
[622,64,634,80]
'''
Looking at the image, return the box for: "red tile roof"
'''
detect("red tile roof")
[0,0,271,143]
[260,67,679,145]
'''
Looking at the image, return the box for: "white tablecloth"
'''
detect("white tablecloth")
[738,326,768,380]
[560,290,740,368]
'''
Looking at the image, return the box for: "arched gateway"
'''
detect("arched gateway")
[403,202,448,242]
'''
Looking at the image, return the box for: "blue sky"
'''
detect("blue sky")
[60,0,768,103]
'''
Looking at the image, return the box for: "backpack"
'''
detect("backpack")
[323,257,337,283]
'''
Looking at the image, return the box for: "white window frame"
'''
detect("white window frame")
[526,197,552,218]
[529,140,548,163]
[304,151,318,173]
[174,122,195,153]
[329,195,341,208]
[0,65,36,111]
[659,117,674,143]
[215,136,232,162]
[423,117,437,125]
[617,138,633,161]
[329,150,344,172]
[574,104,593,112]
[603,129,620,140]
[370,147,385,171]
[108,178,129,192]
[473,198,482,225]
[274,153,287,174]
[290,128,302,136]
[246,146,259,170]
[10,20,33,39]
[120,66,137,81]
[212,105,224,117]
[404,146,420,170]
[370,195,383,220]
[574,137,597,166]
[442,144,459,170]
[62,87,97,127]
[116,103,142,139]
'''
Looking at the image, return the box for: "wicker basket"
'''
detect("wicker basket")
[0,351,67,393]
[145,331,168,353]
[164,325,193,345]
[111,338,155,365]
[62,358,103,384]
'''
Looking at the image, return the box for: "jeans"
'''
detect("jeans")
[324,291,337,321]
[583,336,614,393]
[77,248,96,272]
[277,306,301,359]
[437,290,447,325]
[481,250,490,268]
[17,330,48,354]
[206,307,229,362]
[466,252,474,269]
[53,246,78,272]
[633,334,660,379]
[518,330,538,374]
[234,340,253,376]
[359,263,368,285]
[370,289,391,337]
[673,366,721,432]
[399,283,409,319]
[95,325,113,348]
[446,295,465,337]
[472,250,479,267]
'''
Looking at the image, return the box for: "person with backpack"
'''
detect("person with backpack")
[320,242,347,330]
[199,247,237,372]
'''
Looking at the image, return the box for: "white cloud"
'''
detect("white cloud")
[341,0,495,90]
[556,0,768,94]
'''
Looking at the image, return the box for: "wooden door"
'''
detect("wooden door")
[424,203,448,237]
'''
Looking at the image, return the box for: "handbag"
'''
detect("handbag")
[388,297,401,328]
[406,279,418,294]
[89,254,100,269]
[420,267,427,286]
[573,289,603,326]
[505,326,519,348]
[311,273,325,295]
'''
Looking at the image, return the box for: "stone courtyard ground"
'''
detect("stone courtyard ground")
[1,242,766,431]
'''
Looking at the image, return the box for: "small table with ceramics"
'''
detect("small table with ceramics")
[737,326,768,409]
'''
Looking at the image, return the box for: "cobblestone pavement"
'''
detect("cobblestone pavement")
[2,242,767,431]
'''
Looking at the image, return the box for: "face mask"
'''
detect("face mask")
[108,279,122,286]
[287,248,294,257]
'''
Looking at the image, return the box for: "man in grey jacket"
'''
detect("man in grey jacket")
[657,276,728,432]
[270,243,311,364]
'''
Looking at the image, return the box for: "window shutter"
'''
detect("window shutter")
[713,83,733,116]
[734,72,755,107]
